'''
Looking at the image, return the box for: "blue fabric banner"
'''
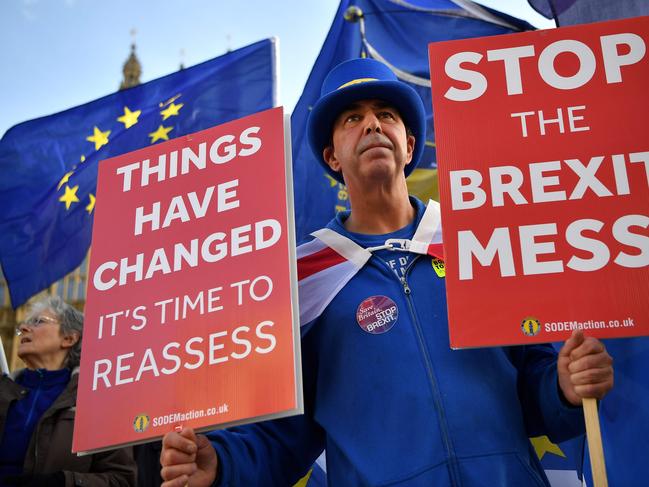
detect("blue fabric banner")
[0,39,276,308]
[583,337,649,487]
[535,434,585,486]
[290,0,535,242]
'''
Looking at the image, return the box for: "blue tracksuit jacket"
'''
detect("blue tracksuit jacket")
[208,197,585,486]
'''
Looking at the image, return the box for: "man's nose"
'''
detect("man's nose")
[364,113,382,135]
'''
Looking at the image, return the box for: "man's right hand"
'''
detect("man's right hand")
[160,427,218,487]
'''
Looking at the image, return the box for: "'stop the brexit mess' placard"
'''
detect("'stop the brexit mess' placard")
[429,16,649,348]
[73,107,301,453]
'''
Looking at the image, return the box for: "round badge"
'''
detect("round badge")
[356,296,399,334]
[133,413,150,433]
[521,317,541,337]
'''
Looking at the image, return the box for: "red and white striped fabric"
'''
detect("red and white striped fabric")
[410,199,444,260]
[296,200,443,327]
[296,228,371,327]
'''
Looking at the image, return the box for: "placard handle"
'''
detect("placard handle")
[583,397,608,487]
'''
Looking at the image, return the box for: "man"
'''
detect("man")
[160,58,614,487]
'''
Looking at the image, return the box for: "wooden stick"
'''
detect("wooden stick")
[0,337,9,375]
[583,397,608,487]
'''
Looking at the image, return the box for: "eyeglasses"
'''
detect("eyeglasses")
[15,315,59,336]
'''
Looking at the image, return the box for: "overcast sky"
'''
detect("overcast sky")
[0,0,553,137]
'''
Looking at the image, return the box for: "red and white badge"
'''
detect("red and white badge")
[356,296,399,334]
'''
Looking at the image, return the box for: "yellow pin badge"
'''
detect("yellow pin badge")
[431,258,445,278]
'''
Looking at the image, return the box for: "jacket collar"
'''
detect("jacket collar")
[328,196,429,238]
[10,366,79,381]
[315,197,443,261]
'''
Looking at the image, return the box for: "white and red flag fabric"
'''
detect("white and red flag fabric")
[296,200,443,327]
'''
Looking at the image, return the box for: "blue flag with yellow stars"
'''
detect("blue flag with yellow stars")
[0,38,276,308]
[582,337,649,487]
[290,0,535,242]
[533,434,585,486]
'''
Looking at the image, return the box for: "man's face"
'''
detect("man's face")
[323,99,415,189]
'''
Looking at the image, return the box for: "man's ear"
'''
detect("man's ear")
[404,134,415,166]
[323,145,342,174]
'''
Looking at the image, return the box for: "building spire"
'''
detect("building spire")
[120,29,142,90]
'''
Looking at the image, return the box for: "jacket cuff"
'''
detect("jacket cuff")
[546,366,585,435]
[210,440,233,487]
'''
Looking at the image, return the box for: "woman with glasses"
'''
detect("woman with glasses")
[0,296,136,486]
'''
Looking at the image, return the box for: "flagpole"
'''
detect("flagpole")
[0,337,9,375]
[583,397,608,487]
[271,36,279,108]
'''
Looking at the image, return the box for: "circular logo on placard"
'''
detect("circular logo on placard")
[133,413,150,433]
[521,317,541,337]
[356,296,398,334]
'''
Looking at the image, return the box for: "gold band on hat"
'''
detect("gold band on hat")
[337,78,378,90]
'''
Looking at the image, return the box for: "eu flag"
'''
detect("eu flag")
[0,38,276,308]
[536,338,649,486]
[534,434,585,486]
[290,0,535,242]
[583,337,649,487]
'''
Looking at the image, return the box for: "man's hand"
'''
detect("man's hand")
[557,330,614,406]
[160,427,218,487]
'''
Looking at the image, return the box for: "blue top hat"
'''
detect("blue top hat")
[307,58,427,184]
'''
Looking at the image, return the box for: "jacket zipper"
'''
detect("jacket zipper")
[399,258,462,487]
[24,376,42,427]
[25,372,44,469]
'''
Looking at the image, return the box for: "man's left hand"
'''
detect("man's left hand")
[557,329,614,406]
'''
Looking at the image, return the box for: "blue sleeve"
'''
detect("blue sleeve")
[507,344,585,442]
[208,413,325,486]
[206,320,325,486]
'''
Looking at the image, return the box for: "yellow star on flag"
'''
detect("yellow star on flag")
[149,125,173,143]
[80,155,86,162]
[160,102,184,120]
[86,193,96,214]
[530,436,566,461]
[293,468,313,487]
[57,171,74,190]
[86,126,111,151]
[59,185,80,210]
[324,174,339,188]
[117,106,141,129]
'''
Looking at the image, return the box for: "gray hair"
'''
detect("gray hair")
[28,296,84,369]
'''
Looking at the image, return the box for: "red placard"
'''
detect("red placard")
[429,17,649,348]
[73,107,301,453]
